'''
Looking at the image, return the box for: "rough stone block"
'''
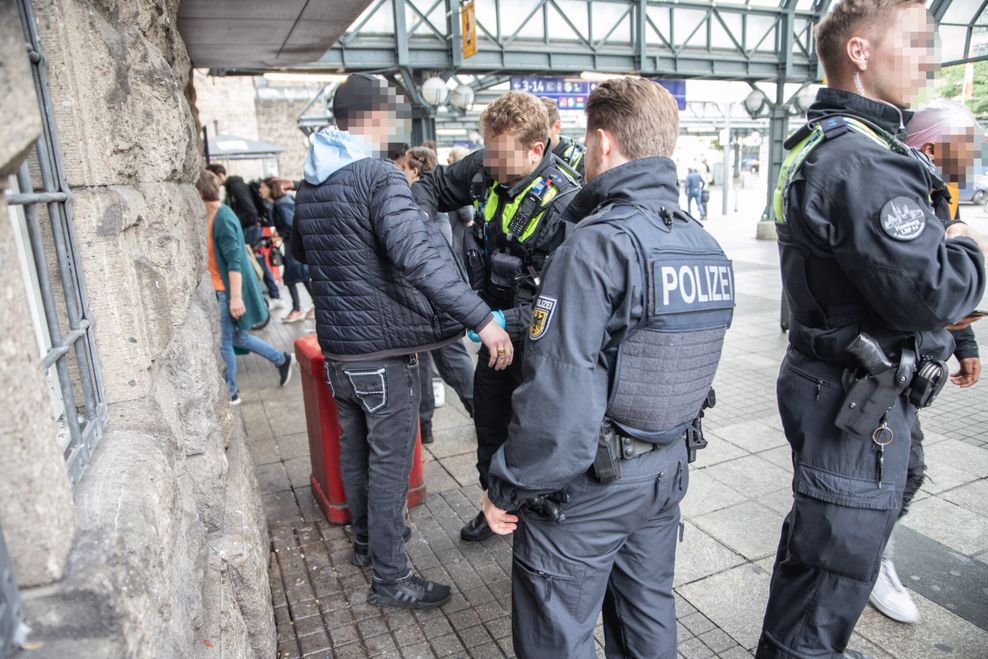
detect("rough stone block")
[33,0,200,187]
[0,0,42,178]
[69,183,206,405]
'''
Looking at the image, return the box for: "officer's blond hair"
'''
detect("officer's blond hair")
[480,91,549,149]
[815,0,926,80]
[585,77,679,159]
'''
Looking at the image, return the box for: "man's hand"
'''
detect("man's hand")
[477,320,514,371]
[481,491,518,535]
[229,296,246,319]
[951,357,981,388]
[946,314,984,331]
[946,222,988,268]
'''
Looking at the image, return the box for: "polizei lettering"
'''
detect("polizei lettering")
[652,259,735,313]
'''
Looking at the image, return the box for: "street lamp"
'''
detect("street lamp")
[421,76,449,107]
[450,84,475,111]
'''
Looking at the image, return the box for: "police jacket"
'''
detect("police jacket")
[412,148,579,341]
[778,88,985,365]
[292,129,492,362]
[486,157,733,511]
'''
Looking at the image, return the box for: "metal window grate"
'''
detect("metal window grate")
[6,0,107,488]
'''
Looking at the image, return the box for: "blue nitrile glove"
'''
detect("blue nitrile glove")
[467,310,506,342]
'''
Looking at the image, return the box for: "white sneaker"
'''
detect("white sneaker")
[869,556,920,624]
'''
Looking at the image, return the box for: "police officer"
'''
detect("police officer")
[481,78,734,658]
[413,91,580,542]
[541,96,586,181]
[757,0,987,655]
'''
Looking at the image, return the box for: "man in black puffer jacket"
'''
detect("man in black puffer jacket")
[291,74,514,611]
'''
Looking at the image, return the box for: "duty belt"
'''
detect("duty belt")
[592,420,660,484]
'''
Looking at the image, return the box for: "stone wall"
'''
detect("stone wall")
[1,1,274,657]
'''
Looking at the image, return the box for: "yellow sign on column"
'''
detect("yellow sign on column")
[461,0,477,59]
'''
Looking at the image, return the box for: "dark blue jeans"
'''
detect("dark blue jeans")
[325,354,421,582]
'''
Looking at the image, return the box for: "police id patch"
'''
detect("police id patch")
[530,296,557,341]
[880,197,926,241]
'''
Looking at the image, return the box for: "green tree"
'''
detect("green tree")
[933,62,988,119]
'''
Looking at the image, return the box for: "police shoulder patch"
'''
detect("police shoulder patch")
[530,296,557,341]
[880,197,926,241]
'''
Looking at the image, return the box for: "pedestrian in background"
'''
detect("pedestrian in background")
[197,169,294,405]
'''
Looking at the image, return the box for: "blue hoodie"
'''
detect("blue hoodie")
[303,128,375,185]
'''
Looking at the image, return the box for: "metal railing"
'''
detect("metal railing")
[7,0,107,488]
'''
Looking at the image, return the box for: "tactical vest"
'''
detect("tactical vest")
[599,205,735,443]
[468,166,577,305]
[556,140,585,174]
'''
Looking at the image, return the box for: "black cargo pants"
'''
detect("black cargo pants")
[474,342,524,490]
[757,349,912,658]
[511,441,688,659]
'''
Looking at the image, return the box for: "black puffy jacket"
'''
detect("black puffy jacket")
[292,155,492,361]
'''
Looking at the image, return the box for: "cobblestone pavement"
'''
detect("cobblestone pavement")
[235,190,988,659]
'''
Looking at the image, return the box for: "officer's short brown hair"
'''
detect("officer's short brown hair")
[585,77,679,159]
[539,97,561,125]
[815,0,925,80]
[479,91,549,149]
[197,169,221,202]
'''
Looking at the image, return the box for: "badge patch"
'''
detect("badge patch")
[530,296,557,341]
[880,197,926,241]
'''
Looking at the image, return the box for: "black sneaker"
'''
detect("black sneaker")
[351,526,413,567]
[368,573,451,610]
[278,353,294,387]
[460,511,495,543]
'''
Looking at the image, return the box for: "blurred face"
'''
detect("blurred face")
[925,128,981,186]
[857,6,937,108]
[482,130,544,184]
[258,181,272,200]
[348,109,410,155]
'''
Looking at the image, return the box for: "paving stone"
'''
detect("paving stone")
[758,488,794,516]
[711,419,787,454]
[676,563,772,651]
[329,623,359,647]
[297,631,331,656]
[248,437,282,465]
[400,641,435,659]
[855,591,988,658]
[691,433,749,469]
[939,478,988,517]
[675,523,747,587]
[680,470,748,519]
[697,628,737,653]
[278,431,311,460]
[364,632,400,656]
[678,636,716,659]
[702,455,791,498]
[692,501,783,561]
[903,497,988,555]
[431,633,468,657]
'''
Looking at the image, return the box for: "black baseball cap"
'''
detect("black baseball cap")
[332,74,406,128]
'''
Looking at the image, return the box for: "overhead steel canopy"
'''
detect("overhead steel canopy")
[177,0,373,68]
[929,0,988,65]
[308,0,831,83]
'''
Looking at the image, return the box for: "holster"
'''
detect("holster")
[592,420,622,484]
[463,224,486,291]
[835,347,916,438]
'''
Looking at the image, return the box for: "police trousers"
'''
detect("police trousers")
[474,342,525,490]
[511,441,689,659]
[758,349,911,658]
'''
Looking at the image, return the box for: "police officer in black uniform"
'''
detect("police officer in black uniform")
[481,78,734,658]
[757,1,987,655]
[541,97,586,182]
[413,91,580,542]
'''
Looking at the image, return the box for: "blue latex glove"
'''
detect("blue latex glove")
[467,310,506,342]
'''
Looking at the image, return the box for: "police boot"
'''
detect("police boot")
[460,511,495,543]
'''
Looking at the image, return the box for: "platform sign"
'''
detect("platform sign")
[510,77,599,110]
[511,76,687,111]
[461,0,477,59]
[652,79,687,111]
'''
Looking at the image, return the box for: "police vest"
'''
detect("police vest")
[473,175,564,246]
[557,141,585,174]
[598,205,735,443]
